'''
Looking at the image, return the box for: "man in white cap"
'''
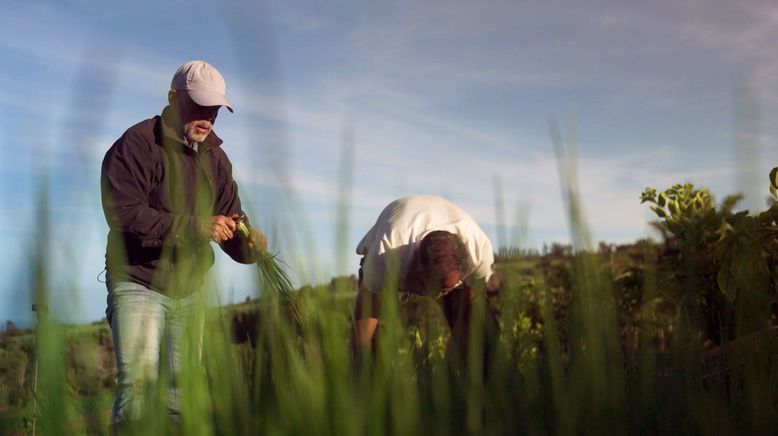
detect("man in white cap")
[100,60,267,429]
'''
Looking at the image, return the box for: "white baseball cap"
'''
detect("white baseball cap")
[171,60,234,113]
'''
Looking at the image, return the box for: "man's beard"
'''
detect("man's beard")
[183,121,212,143]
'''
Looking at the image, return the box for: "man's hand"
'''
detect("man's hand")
[248,228,268,254]
[201,215,237,243]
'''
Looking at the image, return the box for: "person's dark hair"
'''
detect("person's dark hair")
[417,231,468,279]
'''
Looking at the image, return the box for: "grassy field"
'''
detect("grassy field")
[2,156,777,434]
[1,242,776,435]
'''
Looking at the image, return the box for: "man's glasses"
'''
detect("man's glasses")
[435,279,464,300]
[177,91,220,121]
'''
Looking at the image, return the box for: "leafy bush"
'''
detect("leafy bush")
[640,170,778,346]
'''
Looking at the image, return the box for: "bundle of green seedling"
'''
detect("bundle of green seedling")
[236,214,304,329]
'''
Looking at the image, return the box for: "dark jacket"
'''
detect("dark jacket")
[101,106,257,296]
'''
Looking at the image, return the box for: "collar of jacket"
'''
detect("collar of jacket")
[158,105,223,154]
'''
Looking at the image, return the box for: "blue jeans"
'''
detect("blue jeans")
[106,281,204,424]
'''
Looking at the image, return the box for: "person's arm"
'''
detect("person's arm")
[439,283,476,357]
[210,151,267,263]
[439,276,500,373]
[352,283,380,354]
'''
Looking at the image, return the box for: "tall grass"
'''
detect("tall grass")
[9,119,778,436]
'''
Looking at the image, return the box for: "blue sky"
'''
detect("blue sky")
[2,0,777,326]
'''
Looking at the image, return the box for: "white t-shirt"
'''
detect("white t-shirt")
[356,195,495,294]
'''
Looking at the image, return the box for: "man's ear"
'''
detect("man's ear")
[168,89,178,107]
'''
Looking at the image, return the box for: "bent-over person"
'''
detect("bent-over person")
[352,195,499,369]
